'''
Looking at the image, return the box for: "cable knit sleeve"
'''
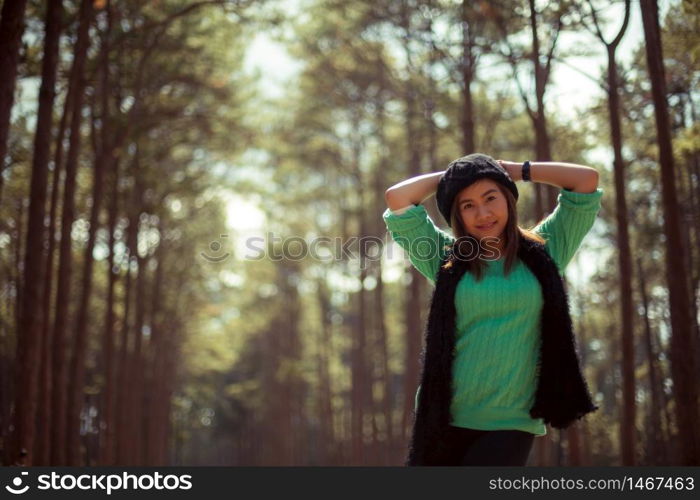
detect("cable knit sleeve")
[382,204,455,285]
[532,187,604,273]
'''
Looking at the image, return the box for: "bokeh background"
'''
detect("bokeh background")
[0,0,698,466]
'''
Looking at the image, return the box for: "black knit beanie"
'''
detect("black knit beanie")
[436,153,519,227]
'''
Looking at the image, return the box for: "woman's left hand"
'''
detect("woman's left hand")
[496,159,522,181]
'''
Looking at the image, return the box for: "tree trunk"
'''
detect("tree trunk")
[566,424,582,465]
[373,95,393,464]
[130,250,148,465]
[424,2,437,172]
[636,257,668,464]
[315,274,336,464]
[50,0,94,466]
[0,0,29,202]
[604,43,636,466]
[38,28,72,470]
[680,153,700,384]
[5,198,24,465]
[640,0,700,465]
[350,118,367,465]
[399,1,425,455]
[143,226,164,465]
[99,156,119,465]
[527,0,558,216]
[66,0,115,465]
[66,73,110,467]
[460,0,475,154]
[571,272,592,466]
[36,2,79,462]
[115,176,137,464]
[160,315,182,465]
[11,0,63,466]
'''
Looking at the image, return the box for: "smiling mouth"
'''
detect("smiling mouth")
[476,221,497,230]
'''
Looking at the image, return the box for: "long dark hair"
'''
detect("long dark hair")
[445,182,545,281]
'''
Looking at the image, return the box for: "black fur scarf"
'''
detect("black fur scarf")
[405,233,599,466]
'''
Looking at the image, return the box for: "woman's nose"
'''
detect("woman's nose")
[476,205,491,218]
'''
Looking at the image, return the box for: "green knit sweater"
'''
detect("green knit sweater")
[382,187,603,436]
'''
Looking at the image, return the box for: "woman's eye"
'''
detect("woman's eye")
[487,196,496,202]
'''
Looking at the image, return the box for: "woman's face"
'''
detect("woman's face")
[456,179,509,245]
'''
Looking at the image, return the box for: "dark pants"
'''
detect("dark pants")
[442,425,535,466]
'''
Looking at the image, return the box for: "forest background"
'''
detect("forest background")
[0,0,698,466]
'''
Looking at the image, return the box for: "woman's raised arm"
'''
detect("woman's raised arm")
[382,170,454,284]
[384,171,445,210]
[496,160,599,194]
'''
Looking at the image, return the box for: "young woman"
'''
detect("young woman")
[383,153,603,466]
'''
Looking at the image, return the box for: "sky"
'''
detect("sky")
[240,1,664,110]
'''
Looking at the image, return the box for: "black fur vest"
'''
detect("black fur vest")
[406,234,598,466]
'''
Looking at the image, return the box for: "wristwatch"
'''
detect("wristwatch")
[522,161,532,182]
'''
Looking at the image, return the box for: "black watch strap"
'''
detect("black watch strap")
[522,161,531,182]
